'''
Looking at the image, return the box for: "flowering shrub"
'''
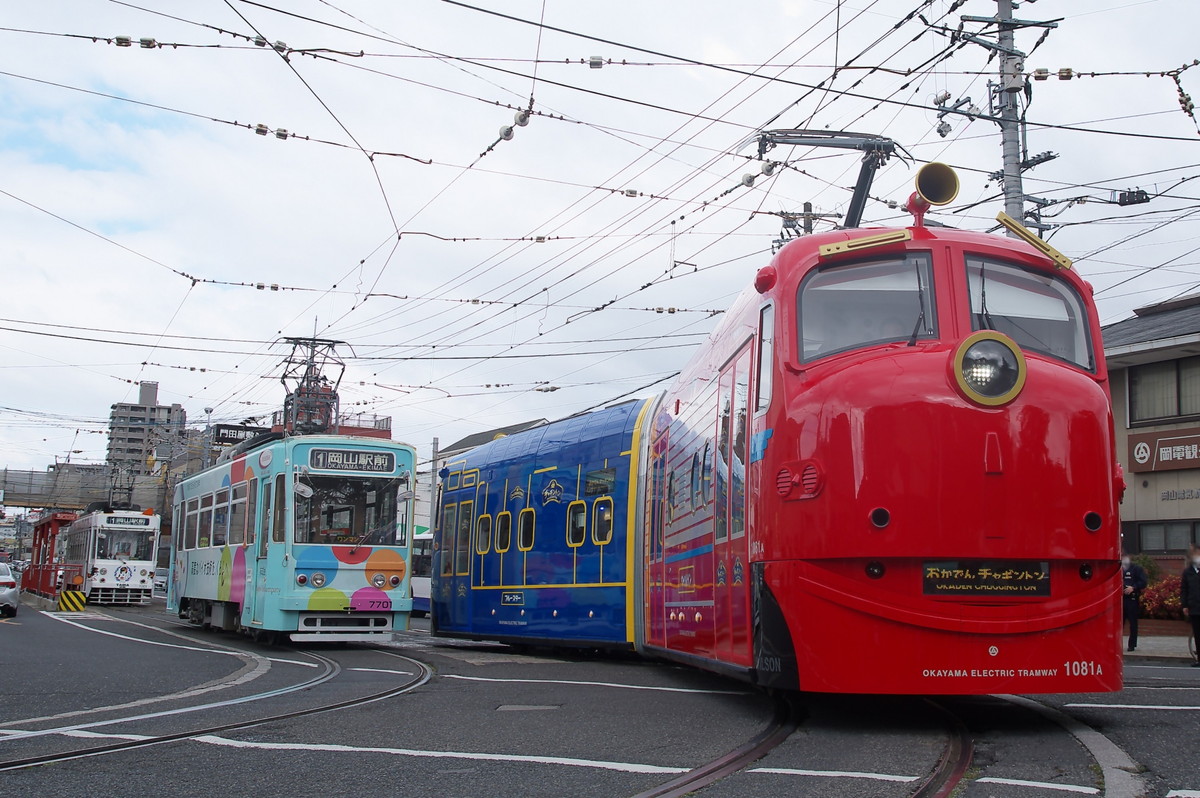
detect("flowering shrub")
[1140,574,1184,620]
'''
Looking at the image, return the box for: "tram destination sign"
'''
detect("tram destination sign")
[104,516,151,526]
[309,448,395,473]
[923,560,1050,597]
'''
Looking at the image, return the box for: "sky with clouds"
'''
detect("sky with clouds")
[1,0,1197,475]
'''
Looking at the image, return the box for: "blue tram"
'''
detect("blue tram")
[433,399,654,646]
[169,432,417,642]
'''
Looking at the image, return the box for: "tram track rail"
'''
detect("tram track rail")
[910,698,974,798]
[630,693,799,798]
[0,649,432,773]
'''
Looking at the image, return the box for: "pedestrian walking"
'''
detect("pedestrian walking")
[1182,548,1200,666]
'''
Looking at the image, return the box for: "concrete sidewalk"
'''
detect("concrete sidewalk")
[1123,634,1197,663]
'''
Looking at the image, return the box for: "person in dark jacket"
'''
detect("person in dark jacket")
[1122,555,1148,651]
[1184,549,1200,666]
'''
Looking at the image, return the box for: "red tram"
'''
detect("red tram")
[434,162,1124,694]
[643,163,1122,694]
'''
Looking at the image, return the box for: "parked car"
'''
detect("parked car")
[153,567,168,592]
[0,563,19,617]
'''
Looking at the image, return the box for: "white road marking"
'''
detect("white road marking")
[441,674,746,695]
[976,776,1098,794]
[349,668,413,675]
[191,735,689,774]
[1064,703,1200,711]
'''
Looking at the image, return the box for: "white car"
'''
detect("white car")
[153,568,168,592]
[0,563,19,617]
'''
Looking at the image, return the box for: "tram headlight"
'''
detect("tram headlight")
[372,573,387,588]
[310,572,326,588]
[100,568,107,575]
[952,331,1026,406]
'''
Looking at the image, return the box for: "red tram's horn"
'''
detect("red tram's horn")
[905,162,959,227]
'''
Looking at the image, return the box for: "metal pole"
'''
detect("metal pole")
[430,437,439,529]
[997,0,1025,233]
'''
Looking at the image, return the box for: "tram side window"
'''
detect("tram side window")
[272,474,286,543]
[440,504,458,577]
[476,515,493,554]
[592,497,614,546]
[455,500,473,575]
[185,498,199,550]
[495,511,512,553]
[213,488,230,547]
[199,494,214,548]
[566,501,587,548]
[246,478,257,547]
[229,484,248,546]
[411,536,433,578]
[260,481,273,549]
[517,508,536,552]
[731,349,750,539]
[756,304,774,413]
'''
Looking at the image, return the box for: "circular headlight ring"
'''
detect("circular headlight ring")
[310,571,327,588]
[953,331,1027,406]
[372,573,387,588]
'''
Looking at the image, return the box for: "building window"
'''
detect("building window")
[1139,520,1200,552]
[1130,356,1200,423]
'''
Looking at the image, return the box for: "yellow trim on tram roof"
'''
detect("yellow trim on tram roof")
[817,229,912,260]
[995,212,1072,270]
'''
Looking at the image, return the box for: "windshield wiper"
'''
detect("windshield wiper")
[908,262,928,346]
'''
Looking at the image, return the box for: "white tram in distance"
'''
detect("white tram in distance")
[61,503,161,604]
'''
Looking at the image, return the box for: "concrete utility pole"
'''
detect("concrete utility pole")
[944,0,1057,236]
[996,0,1025,226]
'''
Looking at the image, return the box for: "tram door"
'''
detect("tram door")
[644,436,668,648]
[714,348,752,666]
[251,475,283,626]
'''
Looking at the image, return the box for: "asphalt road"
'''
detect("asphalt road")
[2,599,1198,798]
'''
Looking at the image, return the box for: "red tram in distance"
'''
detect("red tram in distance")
[434,162,1124,694]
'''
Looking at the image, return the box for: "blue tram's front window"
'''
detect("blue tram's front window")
[799,253,937,361]
[966,256,1094,371]
[293,474,408,546]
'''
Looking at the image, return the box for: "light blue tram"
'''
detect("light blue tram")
[432,398,654,646]
[169,432,416,642]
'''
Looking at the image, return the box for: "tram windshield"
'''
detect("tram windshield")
[799,253,937,361]
[96,528,156,560]
[293,474,410,547]
[966,256,1094,371]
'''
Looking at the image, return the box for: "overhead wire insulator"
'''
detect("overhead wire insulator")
[514,110,530,127]
[115,36,132,47]
[498,125,514,141]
